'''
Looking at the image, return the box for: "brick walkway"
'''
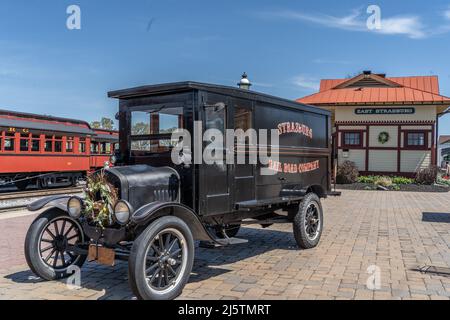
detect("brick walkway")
[1,190,450,300]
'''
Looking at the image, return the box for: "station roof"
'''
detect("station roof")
[297,73,450,106]
[108,81,331,116]
[439,135,450,145]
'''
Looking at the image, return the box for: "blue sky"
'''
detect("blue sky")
[1,0,450,134]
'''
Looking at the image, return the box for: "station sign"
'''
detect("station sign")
[355,108,415,115]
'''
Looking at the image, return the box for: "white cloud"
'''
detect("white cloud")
[292,75,320,91]
[377,16,425,39]
[445,8,450,20]
[259,8,450,39]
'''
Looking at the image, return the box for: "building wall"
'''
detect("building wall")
[335,105,437,123]
[334,105,437,176]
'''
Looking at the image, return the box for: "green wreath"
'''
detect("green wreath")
[83,170,119,229]
[378,131,390,144]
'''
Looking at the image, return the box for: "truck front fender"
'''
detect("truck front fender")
[131,202,214,241]
[27,196,71,212]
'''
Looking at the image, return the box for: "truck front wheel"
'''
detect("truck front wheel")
[24,209,86,280]
[293,193,323,249]
[128,216,195,300]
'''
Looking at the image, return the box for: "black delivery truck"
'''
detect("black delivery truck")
[24,82,332,300]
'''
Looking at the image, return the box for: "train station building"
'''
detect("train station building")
[298,71,450,177]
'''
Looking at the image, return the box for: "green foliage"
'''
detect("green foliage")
[90,117,115,130]
[392,176,414,185]
[83,171,119,229]
[358,175,414,185]
[336,161,359,184]
[357,176,376,184]
[374,176,393,188]
[437,175,450,186]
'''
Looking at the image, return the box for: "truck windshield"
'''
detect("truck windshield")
[130,105,183,155]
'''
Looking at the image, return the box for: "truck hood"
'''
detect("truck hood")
[105,165,180,210]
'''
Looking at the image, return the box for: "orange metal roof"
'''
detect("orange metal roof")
[439,135,450,145]
[298,74,450,106]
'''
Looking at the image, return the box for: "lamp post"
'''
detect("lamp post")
[237,72,252,90]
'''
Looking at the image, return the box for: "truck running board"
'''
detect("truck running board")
[199,237,249,248]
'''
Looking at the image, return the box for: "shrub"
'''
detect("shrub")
[336,161,359,184]
[357,175,376,184]
[415,165,438,185]
[374,176,393,188]
[392,176,414,185]
[437,174,450,186]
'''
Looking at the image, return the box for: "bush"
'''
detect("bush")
[374,176,393,187]
[392,176,414,185]
[437,174,450,186]
[415,166,438,185]
[336,161,359,184]
[357,175,376,184]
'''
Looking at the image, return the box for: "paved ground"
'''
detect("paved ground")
[1,190,450,300]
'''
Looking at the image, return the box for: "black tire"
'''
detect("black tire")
[24,209,87,280]
[293,193,324,249]
[15,180,29,191]
[128,216,195,300]
[214,224,241,238]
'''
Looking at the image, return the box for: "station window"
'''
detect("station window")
[79,138,86,153]
[54,136,63,153]
[20,133,30,152]
[45,135,53,152]
[342,132,362,147]
[66,137,74,153]
[4,133,15,151]
[406,132,426,148]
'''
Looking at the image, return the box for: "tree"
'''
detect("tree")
[101,117,114,130]
[90,118,115,130]
[91,121,101,129]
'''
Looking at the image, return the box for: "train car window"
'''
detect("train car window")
[4,133,14,151]
[54,136,63,152]
[91,142,99,154]
[31,135,40,152]
[45,136,53,152]
[66,137,74,153]
[79,138,86,153]
[20,134,30,152]
[105,143,112,154]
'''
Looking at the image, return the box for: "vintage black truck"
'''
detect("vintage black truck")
[24,82,332,300]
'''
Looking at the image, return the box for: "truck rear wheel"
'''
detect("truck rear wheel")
[128,216,194,300]
[293,193,323,249]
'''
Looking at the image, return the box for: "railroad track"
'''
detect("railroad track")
[0,187,83,201]
[0,187,84,213]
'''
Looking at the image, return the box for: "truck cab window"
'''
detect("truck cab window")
[130,106,183,155]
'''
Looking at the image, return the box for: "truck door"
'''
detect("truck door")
[199,94,231,215]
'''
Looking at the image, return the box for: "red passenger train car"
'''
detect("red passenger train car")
[0,109,118,190]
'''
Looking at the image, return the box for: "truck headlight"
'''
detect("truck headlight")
[67,196,83,219]
[114,200,132,225]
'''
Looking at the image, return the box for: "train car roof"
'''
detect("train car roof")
[108,81,331,116]
[0,109,95,135]
[92,129,118,142]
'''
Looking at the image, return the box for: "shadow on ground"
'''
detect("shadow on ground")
[4,226,297,299]
[422,212,450,223]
